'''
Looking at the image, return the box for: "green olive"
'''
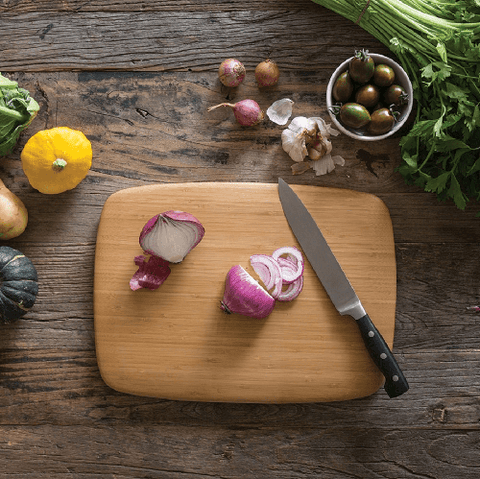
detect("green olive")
[373,64,395,87]
[339,103,371,129]
[355,84,380,108]
[367,108,395,135]
[333,71,354,103]
[384,84,408,106]
[349,50,375,84]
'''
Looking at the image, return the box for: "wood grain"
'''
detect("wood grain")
[1,0,480,476]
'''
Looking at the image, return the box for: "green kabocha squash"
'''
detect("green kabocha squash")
[0,246,38,324]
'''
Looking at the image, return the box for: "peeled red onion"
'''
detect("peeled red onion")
[139,210,205,264]
[218,58,246,87]
[220,265,276,319]
[208,99,264,126]
[255,59,280,87]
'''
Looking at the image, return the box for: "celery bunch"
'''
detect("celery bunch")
[312,0,480,213]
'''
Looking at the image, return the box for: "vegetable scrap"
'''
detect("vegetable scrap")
[267,98,294,126]
[129,255,171,291]
[0,73,39,156]
[281,116,345,175]
[312,0,480,213]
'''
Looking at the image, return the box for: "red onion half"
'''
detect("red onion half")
[220,265,276,319]
[208,99,264,126]
[139,210,205,264]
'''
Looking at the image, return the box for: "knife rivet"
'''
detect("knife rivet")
[392,375,399,382]
[368,331,375,337]
[380,353,387,360]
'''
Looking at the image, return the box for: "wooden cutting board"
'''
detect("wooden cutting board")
[94,182,397,403]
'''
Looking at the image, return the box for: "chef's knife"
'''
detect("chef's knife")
[278,178,408,398]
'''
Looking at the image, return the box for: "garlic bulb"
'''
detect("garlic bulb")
[281,116,344,176]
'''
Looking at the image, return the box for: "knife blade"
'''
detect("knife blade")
[278,178,408,398]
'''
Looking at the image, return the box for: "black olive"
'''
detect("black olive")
[384,84,408,106]
[355,84,380,109]
[367,108,395,135]
[349,49,375,84]
[339,103,371,129]
[333,71,354,103]
[373,64,395,87]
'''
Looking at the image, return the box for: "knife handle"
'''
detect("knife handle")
[356,314,409,398]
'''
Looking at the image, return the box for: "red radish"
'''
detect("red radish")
[218,58,246,87]
[255,59,280,87]
[208,99,264,126]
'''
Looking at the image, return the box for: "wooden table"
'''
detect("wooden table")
[1,1,479,477]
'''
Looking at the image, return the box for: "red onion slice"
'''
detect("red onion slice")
[130,255,171,291]
[272,246,304,283]
[249,254,283,299]
[276,275,304,302]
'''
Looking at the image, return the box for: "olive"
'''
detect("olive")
[339,103,371,129]
[384,84,408,106]
[333,71,354,103]
[373,64,395,87]
[349,50,375,84]
[355,84,380,108]
[367,108,395,135]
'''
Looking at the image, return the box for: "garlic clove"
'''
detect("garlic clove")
[139,211,205,263]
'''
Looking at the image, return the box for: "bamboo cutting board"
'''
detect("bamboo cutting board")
[94,182,397,403]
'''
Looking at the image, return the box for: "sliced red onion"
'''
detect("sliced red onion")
[249,253,283,298]
[130,255,171,291]
[276,275,304,302]
[139,210,205,263]
[272,246,304,283]
[220,265,275,320]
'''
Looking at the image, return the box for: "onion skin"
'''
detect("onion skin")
[255,59,280,87]
[220,265,276,319]
[208,99,264,126]
[218,58,246,87]
[130,255,171,291]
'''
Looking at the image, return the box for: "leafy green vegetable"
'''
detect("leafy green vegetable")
[0,73,39,156]
[311,0,480,213]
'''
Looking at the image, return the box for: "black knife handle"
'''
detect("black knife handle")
[356,314,409,398]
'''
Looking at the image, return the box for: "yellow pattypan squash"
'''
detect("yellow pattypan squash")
[21,126,92,194]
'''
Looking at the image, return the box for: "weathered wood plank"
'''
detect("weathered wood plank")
[0,6,389,72]
[3,71,480,245]
[1,349,479,428]
[1,422,480,478]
